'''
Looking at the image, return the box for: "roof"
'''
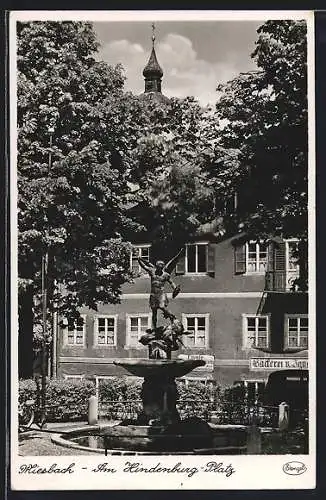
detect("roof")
[143,47,163,78]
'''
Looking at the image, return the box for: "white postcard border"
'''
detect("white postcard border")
[10,9,316,491]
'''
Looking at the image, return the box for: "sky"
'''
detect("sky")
[93,21,262,106]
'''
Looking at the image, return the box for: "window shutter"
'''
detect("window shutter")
[274,241,286,271]
[267,242,275,272]
[234,244,246,274]
[175,252,186,275]
[265,242,275,290]
[207,244,215,276]
[274,241,286,291]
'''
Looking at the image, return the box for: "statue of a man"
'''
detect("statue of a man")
[138,249,184,329]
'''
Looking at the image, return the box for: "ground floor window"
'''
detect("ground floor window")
[126,314,151,347]
[94,315,117,346]
[63,374,85,382]
[64,315,86,346]
[233,379,266,404]
[182,314,209,348]
[285,315,308,349]
[242,314,270,348]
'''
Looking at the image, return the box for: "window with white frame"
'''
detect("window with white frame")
[63,374,85,382]
[182,314,209,348]
[94,315,117,346]
[285,315,308,349]
[64,315,86,346]
[243,380,266,404]
[287,240,300,271]
[185,243,208,274]
[286,239,300,290]
[246,241,267,273]
[130,245,151,275]
[243,315,269,348]
[126,314,150,347]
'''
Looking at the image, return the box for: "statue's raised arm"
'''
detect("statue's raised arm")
[164,247,185,274]
[138,257,155,275]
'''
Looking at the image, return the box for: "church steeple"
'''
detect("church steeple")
[143,23,163,93]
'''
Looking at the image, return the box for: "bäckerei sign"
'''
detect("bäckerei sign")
[250,357,308,371]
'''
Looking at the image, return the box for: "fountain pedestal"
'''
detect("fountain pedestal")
[113,358,205,426]
[138,376,180,425]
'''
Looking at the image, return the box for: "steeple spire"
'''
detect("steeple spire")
[143,22,163,93]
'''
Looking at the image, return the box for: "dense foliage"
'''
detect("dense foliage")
[19,378,96,421]
[214,20,308,240]
[18,21,139,338]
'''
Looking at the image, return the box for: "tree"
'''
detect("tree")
[125,96,218,260]
[209,20,308,290]
[213,20,307,241]
[17,21,144,368]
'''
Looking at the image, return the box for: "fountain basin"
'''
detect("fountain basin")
[113,359,205,378]
[51,423,249,455]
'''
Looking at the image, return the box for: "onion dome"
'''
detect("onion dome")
[142,23,164,94]
[143,47,163,79]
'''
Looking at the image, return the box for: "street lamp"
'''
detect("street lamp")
[39,126,55,425]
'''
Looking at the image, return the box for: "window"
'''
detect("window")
[243,380,266,404]
[285,315,308,349]
[286,240,300,290]
[247,242,267,273]
[126,314,150,347]
[178,377,214,386]
[94,315,117,346]
[243,315,269,348]
[234,241,267,274]
[182,314,209,348]
[130,245,151,275]
[63,374,85,382]
[287,241,299,271]
[64,315,86,346]
[185,243,208,273]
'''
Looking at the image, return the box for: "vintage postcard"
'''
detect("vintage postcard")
[10,9,316,490]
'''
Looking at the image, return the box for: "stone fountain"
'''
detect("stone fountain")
[101,251,214,452]
[51,252,249,454]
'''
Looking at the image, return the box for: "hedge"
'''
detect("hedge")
[18,377,244,423]
[98,376,142,401]
[19,378,96,422]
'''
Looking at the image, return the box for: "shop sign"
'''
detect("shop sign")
[249,357,308,371]
[178,354,214,372]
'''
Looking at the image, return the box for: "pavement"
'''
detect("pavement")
[18,420,115,456]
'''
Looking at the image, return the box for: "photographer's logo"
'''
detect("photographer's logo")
[283,461,307,475]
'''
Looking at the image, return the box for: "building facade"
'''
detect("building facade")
[57,235,308,394]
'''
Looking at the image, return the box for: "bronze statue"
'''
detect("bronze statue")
[138,248,184,329]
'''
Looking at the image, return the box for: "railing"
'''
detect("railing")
[20,397,307,429]
[98,399,306,429]
[99,400,143,421]
[265,271,300,292]
[265,271,287,292]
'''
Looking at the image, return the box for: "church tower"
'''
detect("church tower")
[141,23,169,103]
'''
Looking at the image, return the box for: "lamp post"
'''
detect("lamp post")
[39,126,54,424]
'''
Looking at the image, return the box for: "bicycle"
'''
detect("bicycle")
[18,399,36,432]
